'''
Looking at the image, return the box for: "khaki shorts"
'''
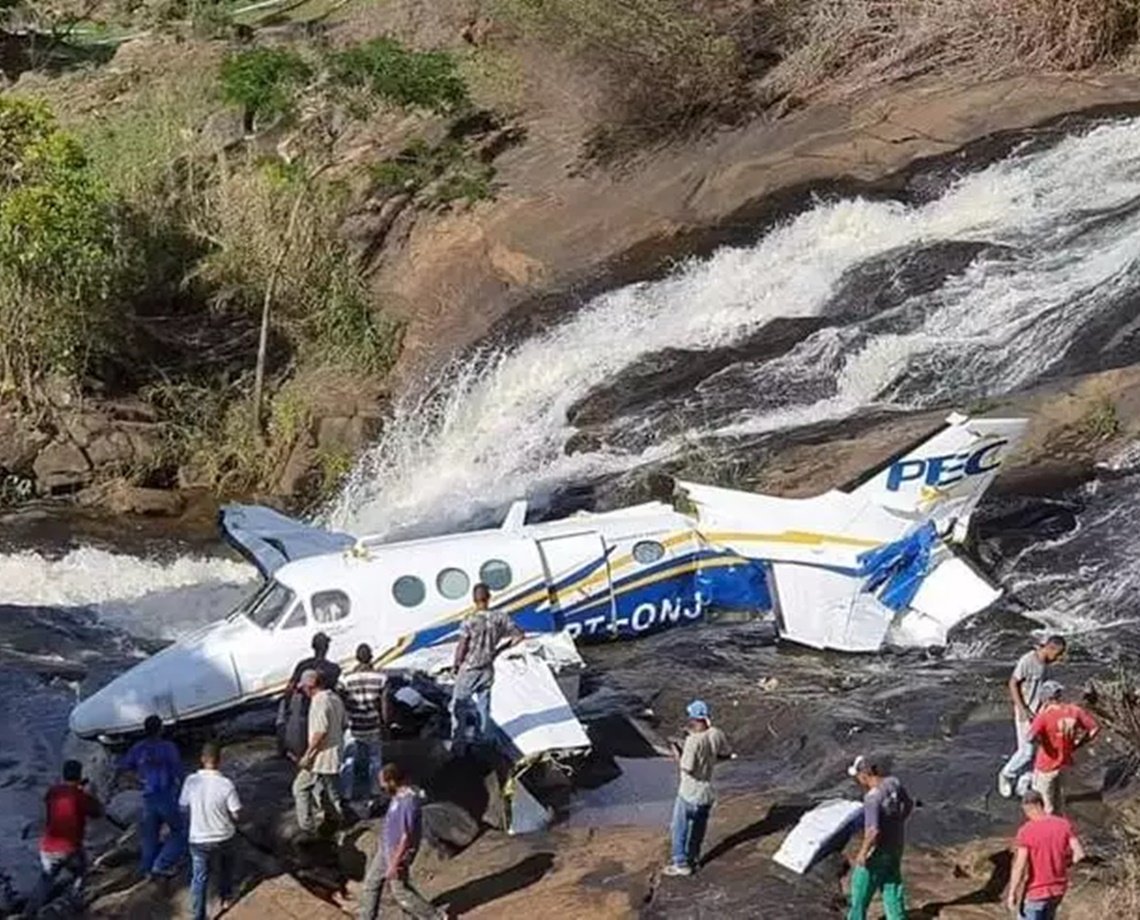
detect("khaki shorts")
[1032,769,1064,814]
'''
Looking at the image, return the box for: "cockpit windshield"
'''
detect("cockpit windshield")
[241,581,298,630]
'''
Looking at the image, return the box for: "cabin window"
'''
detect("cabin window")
[246,582,297,630]
[280,602,307,630]
[632,540,666,565]
[393,575,426,608]
[479,559,513,591]
[312,590,351,623]
[436,567,470,600]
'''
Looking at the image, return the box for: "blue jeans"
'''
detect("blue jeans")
[339,734,382,800]
[670,796,711,868]
[140,790,187,875]
[25,849,86,914]
[451,667,493,742]
[1021,896,1062,920]
[190,839,235,920]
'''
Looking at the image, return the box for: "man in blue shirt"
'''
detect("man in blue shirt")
[114,715,187,878]
[358,763,442,920]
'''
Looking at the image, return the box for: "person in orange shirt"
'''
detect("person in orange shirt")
[1026,681,1099,815]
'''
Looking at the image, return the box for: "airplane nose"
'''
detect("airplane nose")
[69,679,156,738]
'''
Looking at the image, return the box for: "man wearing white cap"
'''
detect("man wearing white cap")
[1025,680,1098,815]
[846,754,913,920]
[662,699,731,877]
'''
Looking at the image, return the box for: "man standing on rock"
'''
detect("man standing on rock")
[115,714,187,879]
[662,699,732,877]
[846,754,913,920]
[179,742,242,920]
[451,583,523,746]
[278,632,341,755]
[358,763,443,920]
[24,760,104,916]
[1006,788,1085,919]
[999,636,1067,798]
[340,643,388,801]
[293,670,347,837]
[1026,680,1099,815]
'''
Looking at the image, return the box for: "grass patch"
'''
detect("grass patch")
[329,37,469,114]
[195,157,402,374]
[498,0,747,159]
[1080,395,1121,442]
[372,138,495,206]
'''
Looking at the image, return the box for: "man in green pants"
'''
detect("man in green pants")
[846,754,914,920]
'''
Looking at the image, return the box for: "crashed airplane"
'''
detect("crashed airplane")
[70,412,1025,741]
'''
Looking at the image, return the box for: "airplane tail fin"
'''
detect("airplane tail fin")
[842,412,1028,541]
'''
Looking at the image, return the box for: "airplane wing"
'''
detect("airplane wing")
[219,504,355,577]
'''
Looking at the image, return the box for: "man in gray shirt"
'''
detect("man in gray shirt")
[450,583,523,746]
[663,700,732,877]
[847,754,914,920]
[999,636,1066,798]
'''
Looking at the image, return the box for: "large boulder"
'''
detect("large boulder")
[33,438,92,494]
[226,875,347,920]
[76,480,187,516]
[0,410,48,473]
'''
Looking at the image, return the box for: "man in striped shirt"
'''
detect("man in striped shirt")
[340,644,387,801]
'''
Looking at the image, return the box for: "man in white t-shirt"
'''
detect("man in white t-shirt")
[179,742,242,920]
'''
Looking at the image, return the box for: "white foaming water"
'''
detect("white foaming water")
[330,118,1140,538]
[0,547,253,639]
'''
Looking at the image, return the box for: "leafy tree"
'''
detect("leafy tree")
[219,47,312,129]
[0,97,132,399]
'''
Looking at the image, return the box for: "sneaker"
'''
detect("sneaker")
[662,863,693,877]
[997,772,1013,799]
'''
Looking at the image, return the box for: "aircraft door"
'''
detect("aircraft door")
[535,532,615,639]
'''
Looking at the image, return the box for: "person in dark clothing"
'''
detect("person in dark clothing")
[114,715,186,878]
[24,760,104,916]
[277,633,341,756]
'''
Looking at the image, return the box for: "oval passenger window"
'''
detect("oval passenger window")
[479,559,513,591]
[311,590,351,623]
[392,575,426,608]
[632,540,666,565]
[436,567,470,600]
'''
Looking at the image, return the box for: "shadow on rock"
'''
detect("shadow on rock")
[700,802,810,868]
[912,849,1012,918]
[433,852,555,915]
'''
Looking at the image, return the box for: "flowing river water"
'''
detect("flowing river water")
[3,115,1140,908]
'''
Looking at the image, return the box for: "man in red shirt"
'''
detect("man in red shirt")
[23,760,104,916]
[1026,681,1098,815]
[1006,788,1085,919]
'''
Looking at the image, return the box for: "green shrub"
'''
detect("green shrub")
[220,47,312,125]
[0,98,133,397]
[372,138,495,205]
[330,38,469,114]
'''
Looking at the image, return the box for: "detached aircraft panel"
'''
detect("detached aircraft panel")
[770,562,891,652]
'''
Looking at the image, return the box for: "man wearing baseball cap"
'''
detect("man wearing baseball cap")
[662,699,732,877]
[1025,680,1098,815]
[846,754,913,920]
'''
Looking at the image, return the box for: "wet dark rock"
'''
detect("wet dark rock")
[821,240,1010,325]
[566,317,826,429]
